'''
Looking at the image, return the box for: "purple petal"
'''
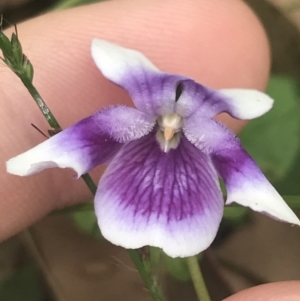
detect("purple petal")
[183,117,300,225]
[91,39,272,120]
[91,39,186,116]
[175,80,273,119]
[6,106,155,177]
[95,131,223,258]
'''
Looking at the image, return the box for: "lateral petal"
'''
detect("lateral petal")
[6,106,154,177]
[175,80,273,119]
[95,131,224,258]
[183,118,300,225]
[91,39,186,116]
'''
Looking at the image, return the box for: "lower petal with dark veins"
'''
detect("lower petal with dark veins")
[95,132,223,258]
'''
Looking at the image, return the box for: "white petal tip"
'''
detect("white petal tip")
[219,89,274,119]
[6,157,58,177]
[6,160,22,176]
[91,38,159,83]
[96,193,219,258]
[226,186,300,226]
[91,38,110,53]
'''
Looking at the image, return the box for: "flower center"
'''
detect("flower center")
[156,113,183,153]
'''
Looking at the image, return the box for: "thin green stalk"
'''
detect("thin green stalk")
[21,78,98,195]
[186,256,211,301]
[21,78,61,130]
[128,249,163,301]
[0,29,164,301]
[81,173,98,195]
[22,70,163,301]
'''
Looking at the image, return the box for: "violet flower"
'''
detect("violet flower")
[6,39,300,258]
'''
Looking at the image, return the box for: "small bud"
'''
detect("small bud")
[11,33,23,65]
[22,55,34,82]
[0,31,13,59]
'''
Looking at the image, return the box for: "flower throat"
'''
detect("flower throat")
[156,113,183,153]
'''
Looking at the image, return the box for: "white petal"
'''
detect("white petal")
[7,106,154,177]
[91,39,188,117]
[226,180,300,226]
[91,38,159,84]
[218,89,274,119]
[95,132,223,258]
[184,117,300,226]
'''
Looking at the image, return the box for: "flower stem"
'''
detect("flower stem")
[0,29,164,301]
[128,249,163,301]
[20,77,98,195]
[20,78,61,130]
[186,256,211,301]
[21,69,164,301]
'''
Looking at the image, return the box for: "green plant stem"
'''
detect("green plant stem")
[20,78,61,130]
[20,77,99,196]
[81,173,97,195]
[128,250,163,301]
[17,69,164,301]
[186,256,211,301]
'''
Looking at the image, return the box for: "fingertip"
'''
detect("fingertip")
[1,0,271,239]
[224,281,300,301]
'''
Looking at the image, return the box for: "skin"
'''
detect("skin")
[1,0,299,299]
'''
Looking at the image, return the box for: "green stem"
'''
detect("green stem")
[81,173,97,195]
[14,60,164,301]
[20,78,99,196]
[186,256,211,301]
[128,249,163,301]
[20,78,61,130]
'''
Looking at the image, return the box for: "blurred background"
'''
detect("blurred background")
[1,0,300,300]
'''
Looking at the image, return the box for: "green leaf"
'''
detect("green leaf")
[239,75,300,181]
[71,209,102,239]
[54,0,104,10]
[150,247,162,265]
[166,257,191,281]
[0,266,42,301]
[223,206,249,222]
[276,154,300,194]
[165,253,202,282]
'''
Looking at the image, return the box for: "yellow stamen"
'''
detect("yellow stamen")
[164,127,175,141]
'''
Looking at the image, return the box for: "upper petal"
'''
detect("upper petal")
[91,39,186,116]
[183,117,300,226]
[95,131,223,258]
[6,106,155,177]
[175,80,273,119]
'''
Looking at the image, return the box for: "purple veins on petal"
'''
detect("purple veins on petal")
[6,38,299,258]
[183,116,300,226]
[212,145,300,226]
[92,39,273,120]
[174,80,273,120]
[95,130,224,258]
[6,106,155,177]
[91,39,187,117]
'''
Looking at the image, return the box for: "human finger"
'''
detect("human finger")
[0,0,270,239]
[223,281,300,301]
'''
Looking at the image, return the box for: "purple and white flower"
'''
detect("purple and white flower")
[6,39,300,258]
